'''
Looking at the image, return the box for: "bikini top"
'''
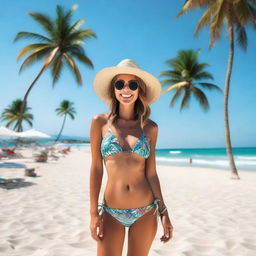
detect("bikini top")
[101,123,150,160]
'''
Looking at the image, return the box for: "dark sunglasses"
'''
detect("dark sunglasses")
[114,80,139,91]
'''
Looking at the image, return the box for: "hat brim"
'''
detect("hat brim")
[93,66,162,105]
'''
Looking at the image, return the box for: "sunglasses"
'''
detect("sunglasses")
[114,80,139,91]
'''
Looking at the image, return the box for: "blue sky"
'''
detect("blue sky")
[0,0,255,149]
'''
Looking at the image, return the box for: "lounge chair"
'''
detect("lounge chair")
[0,177,25,184]
[48,152,60,160]
[1,148,24,158]
[58,147,71,154]
[33,151,48,162]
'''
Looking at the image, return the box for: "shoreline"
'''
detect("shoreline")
[156,162,255,174]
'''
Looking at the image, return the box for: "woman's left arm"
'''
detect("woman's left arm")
[145,121,173,243]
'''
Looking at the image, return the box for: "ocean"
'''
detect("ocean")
[155,147,256,171]
[1,137,255,171]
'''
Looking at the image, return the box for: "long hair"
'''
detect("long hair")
[107,74,151,128]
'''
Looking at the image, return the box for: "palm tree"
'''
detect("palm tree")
[0,99,33,132]
[55,100,76,143]
[177,0,256,179]
[159,49,222,112]
[14,4,96,131]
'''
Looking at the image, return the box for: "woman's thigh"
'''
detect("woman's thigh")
[97,211,126,256]
[127,207,158,256]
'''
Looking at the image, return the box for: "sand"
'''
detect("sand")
[0,147,256,256]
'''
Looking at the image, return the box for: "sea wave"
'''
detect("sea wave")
[156,156,256,170]
[169,150,182,154]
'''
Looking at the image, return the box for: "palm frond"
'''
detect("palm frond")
[63,53,82,84]
[17,43,52,60]
[210,0,228,47]
[180,89,191,111]
[68,19,84,33]
[19,46,54,73]
[24,118,33,127]
[14,32,53,43]
[70,51,94,68]
[193,71,214,80]
[167,58,185,71]
[68,112,76,119]
[197,82,222,92]
[55,5,71,39]
[28,12,54,36]
[51,54,64,85]
[162,81,189,95]
[160,78,182,87]
[195,2,219,36]
[190,62,210,76]
[5,120,15,127]
[234,0,256,26]
[247,0,256,26]
[159,70,181,78]
[67,45,85,55]
[235,22,247,50]
[170,88,183,107]
[67,29,97,43]
[177,0,213,17]
[191,86,209,111]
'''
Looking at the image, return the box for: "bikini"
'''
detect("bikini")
[100,124,150,159]
[98,121,160,227]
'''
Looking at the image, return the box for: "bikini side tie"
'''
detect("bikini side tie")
[153,199,161,216]
[98,203,105,215]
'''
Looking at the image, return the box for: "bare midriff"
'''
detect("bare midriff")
[103,153,154,209]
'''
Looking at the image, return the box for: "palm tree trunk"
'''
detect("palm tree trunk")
[17,66,47,132]
[17,47,59,131]
[224,25,240,180]
[55,114,67,143]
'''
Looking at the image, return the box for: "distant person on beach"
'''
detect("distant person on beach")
[90,59,173,255]
[189,158,192,164]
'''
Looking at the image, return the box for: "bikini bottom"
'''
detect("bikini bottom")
[98,198,160,228]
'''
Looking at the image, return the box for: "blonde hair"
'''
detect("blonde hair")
[107,74,151,128]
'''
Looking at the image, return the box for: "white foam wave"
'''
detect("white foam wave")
[156,156,256,169]
[236,156,256,160]
[169,151,182,154]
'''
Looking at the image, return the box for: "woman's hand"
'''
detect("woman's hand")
[160,213,173,243]
[90,213,104,241]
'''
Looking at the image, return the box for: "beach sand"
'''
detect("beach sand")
[0,147,256,256]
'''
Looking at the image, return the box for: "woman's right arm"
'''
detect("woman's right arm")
[89,114,105,241]
[89,114,104,216]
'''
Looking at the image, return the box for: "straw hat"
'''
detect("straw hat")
[93,59,162,105]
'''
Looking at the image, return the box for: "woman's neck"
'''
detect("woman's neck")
[118,103,136,121]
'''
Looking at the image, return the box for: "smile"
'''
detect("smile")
[120,94,132,99]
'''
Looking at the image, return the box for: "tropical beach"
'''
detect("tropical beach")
[1,0,256,255]
[0,146,256,256]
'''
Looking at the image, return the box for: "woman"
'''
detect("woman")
[90,59,173,256]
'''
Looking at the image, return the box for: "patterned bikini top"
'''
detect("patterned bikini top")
[101,124,150,160]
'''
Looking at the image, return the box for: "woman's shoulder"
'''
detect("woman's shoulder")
[92,112,110,120]
[145,118,158,129]
[91,112,110,126]
[144,118,158,139]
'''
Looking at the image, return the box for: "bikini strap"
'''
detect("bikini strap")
[153,199,161,216]
[98,202,105,215]
[107,116,113,133]
[103,117,112,136]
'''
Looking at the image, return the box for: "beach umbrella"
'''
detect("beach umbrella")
[17,129,51,139]
[0,126,20,138]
